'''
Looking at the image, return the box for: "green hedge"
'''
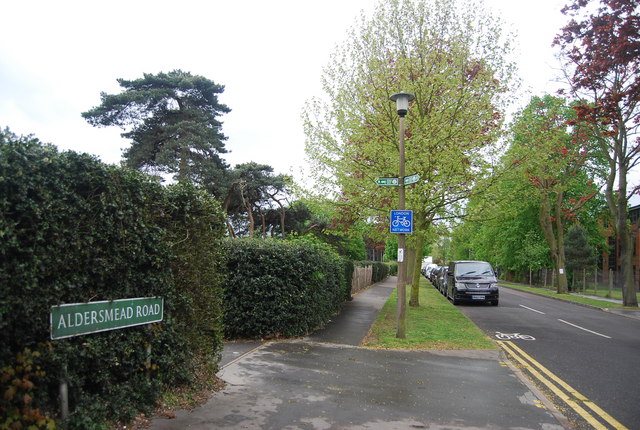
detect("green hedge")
[160,182,226,373]
[223,239,348,339]
[374,262,389,283]
[0,130,226,428]
[388,262,398,276]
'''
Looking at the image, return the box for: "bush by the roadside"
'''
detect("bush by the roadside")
[372,262,390,283]
[160,182,227,375]
[223,239,347,339]
[388,262,398,276]
[343,259,355,300]
[0,130,226,428]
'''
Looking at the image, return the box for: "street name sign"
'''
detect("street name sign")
[376,174,420,186]
[50,297,163,340]
[403,173,420,185]
[390,210,413,234]
[376,177,400,186]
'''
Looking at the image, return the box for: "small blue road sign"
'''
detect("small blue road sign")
[390,210,413,234]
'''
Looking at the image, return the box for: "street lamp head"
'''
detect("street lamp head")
[390,92,415,117]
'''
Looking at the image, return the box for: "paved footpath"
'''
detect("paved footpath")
[149,277,568,429]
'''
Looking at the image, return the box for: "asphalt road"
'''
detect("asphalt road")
[456,286,640,429]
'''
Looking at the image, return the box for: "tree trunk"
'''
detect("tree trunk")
[614,153,638,306]
[246,205,255,237]
[554,193,568,294]
[618,215,638,306]
[539,192,568,293]
[267,192,287,239]
[280,208,286,239]
[603,127,637,306]
[237,182,255,238]
[407,245,416,291]
[409,231,426,307]
[226,220,236,238]
[260,211,267,239]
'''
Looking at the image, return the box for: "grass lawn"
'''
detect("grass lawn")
[361,278,496,350]
[499,282,640,310]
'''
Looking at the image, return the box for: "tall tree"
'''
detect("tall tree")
[555,0,640,306]
[221,162,291,238]
[303,0,516,311]
[565,224,597,289]
[82,70,230,183]
[508,95,598,293]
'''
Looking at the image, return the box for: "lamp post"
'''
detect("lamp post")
[389,91,414,339]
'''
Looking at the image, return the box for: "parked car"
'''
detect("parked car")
[423,264,437,279]
[437,266,448,295]
[429,266,441,288]
[446,260,499,306]
[427,266,439,284]
[434,266,448,294]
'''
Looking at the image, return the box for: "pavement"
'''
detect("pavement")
[572,292,640,320]
[149,277,568,429]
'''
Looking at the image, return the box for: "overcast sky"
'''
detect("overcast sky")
[1,0,569,183]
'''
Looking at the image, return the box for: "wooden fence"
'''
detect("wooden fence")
[351,265,373,294]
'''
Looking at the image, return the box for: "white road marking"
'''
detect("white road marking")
[557,319,612,339]
[520,305,545,314]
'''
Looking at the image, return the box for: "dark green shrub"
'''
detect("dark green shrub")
[0,130,226,427]
[160,182,227,373]
[0,344,56,430]
[342,259,355,300]
[388,262,398,276]
[223,239,346,339]
[372,262,389,283]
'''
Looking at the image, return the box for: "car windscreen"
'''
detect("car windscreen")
[455,262,494,277]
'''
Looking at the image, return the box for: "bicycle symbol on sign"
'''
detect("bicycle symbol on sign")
[495,332,535,341]
[391,216,411,228]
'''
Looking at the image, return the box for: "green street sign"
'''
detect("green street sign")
[50,297,163,340]
[376,177,400,186]
[403,173,420,185]
[377,174,420,186]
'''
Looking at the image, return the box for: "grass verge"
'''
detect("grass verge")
[499,282,640,310]
[361,278,496,350]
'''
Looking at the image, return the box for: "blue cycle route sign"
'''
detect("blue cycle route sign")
[390,210,413,234]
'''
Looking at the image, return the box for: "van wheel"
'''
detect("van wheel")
[491,300,499,306]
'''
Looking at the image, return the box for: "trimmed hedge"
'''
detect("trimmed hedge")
[388,262,398,276]
[223,239,348,339]
[0,130,226,428]
[160,182,227,373]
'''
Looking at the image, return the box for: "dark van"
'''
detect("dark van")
[446,260,499,306]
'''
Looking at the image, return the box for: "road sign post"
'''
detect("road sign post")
[390,91,415,339]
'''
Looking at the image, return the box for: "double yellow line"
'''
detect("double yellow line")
[497,341,628,430]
